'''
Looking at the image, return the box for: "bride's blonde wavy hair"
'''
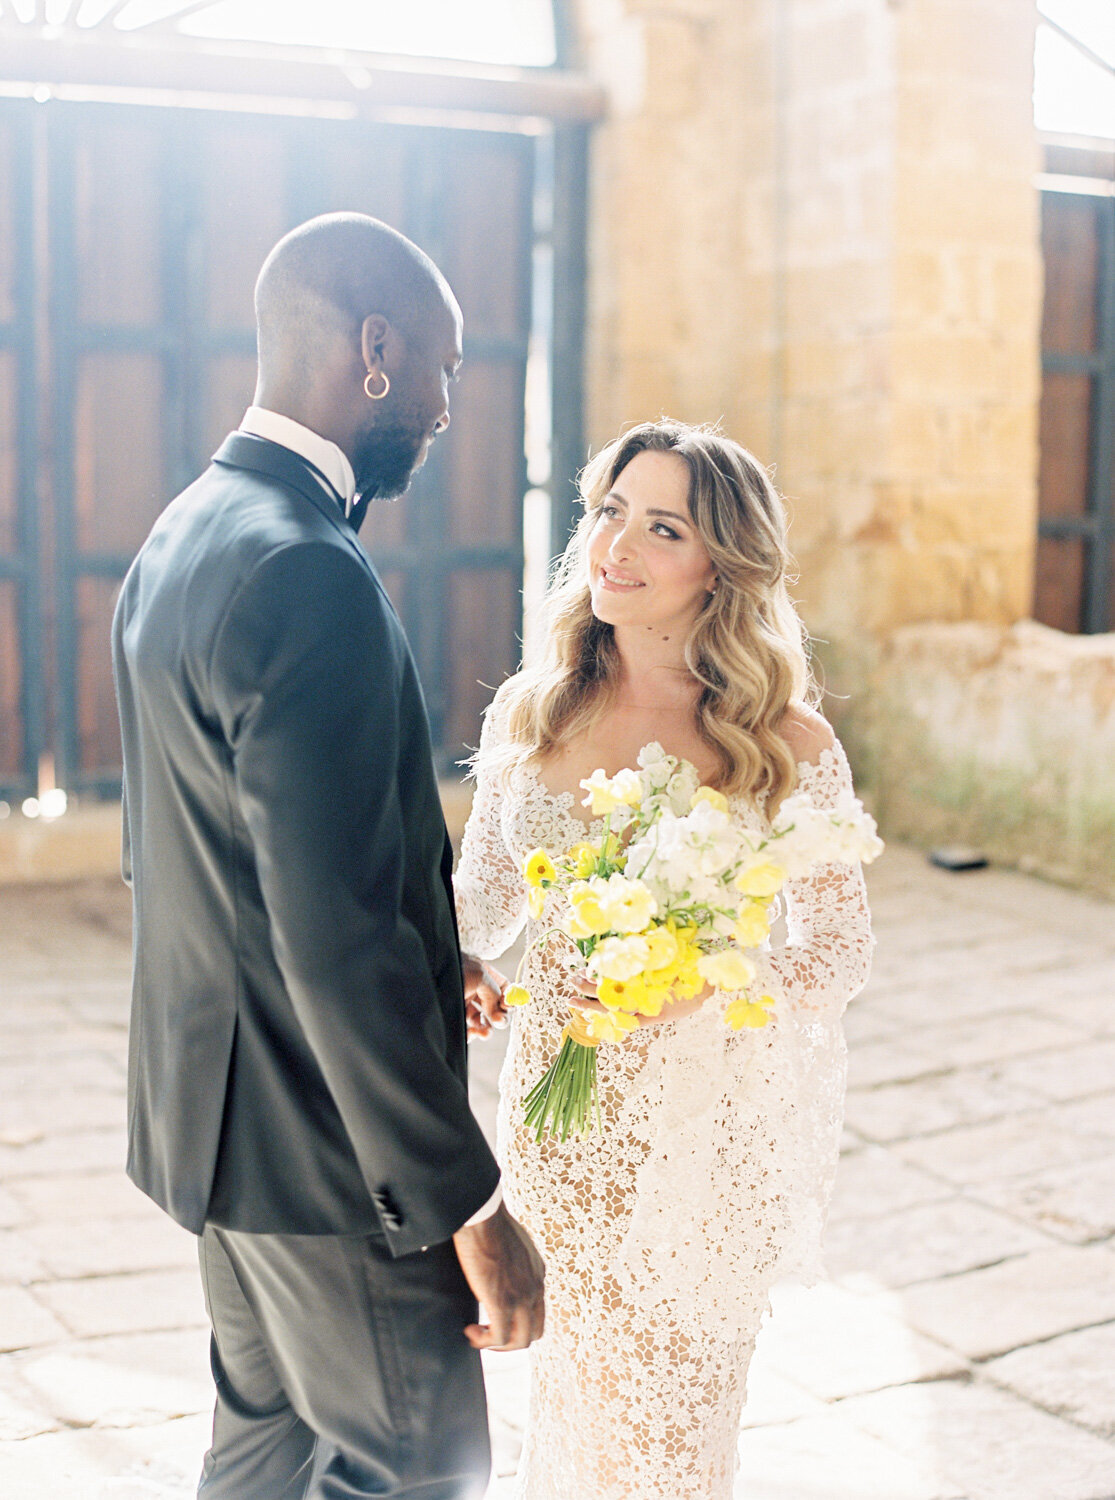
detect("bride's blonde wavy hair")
[490,419,817,809]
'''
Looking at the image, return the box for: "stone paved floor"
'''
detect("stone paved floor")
[1,845,1113,1499]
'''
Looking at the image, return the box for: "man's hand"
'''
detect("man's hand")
[462,952,509,1039]
[453,1201,545,1350]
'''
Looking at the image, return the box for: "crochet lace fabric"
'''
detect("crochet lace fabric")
[455,692,875,1500]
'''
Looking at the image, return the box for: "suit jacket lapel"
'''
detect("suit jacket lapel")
[212,433,394,614]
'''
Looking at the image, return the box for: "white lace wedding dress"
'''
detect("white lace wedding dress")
[455,692,875,1500]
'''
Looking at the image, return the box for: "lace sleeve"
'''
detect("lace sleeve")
[753,739,875,1020]
[453,686,528,959]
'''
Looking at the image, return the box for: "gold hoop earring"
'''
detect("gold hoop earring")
[364,370,390,401]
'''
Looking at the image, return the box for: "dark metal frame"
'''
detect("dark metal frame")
[1039,189,1115,634]
[0,102,43,801]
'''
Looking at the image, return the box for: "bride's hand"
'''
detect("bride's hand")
[568,973,710,1026]
[463,953,510,1038]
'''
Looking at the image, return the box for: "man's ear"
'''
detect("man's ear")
[360,313,399,374]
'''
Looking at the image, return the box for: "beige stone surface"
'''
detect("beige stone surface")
[899,1245,1115,1360]
[755,1282,966,1400]
[836,1378,1115,1500]
[575,0,1041,650]
[735,1408,967,1500]
[843,621,1115,898]
[978,1153,1115,1245]
[823,1195,1051,1288]
[985,1321,1115,1439]
[32,1270,208,1340]
[2,848,1114,1495]
[844,1064,1047,1143]
[0,1287,69,1353]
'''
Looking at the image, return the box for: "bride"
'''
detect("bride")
[454,419,875,1499]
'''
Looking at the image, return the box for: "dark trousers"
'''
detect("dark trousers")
[197,1225,490,1499]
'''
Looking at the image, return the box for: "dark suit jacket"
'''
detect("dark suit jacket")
[111,433,499,1255]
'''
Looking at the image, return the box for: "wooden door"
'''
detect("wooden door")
[1035,173,1115,634]
[26,99,534,793]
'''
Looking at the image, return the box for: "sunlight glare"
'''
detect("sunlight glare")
[1035,23,1115,139]
[172,0,557,68]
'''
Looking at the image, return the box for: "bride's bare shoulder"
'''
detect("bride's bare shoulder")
[777,703,835,766]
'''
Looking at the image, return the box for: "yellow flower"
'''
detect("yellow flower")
[636,984,670,1017]
[643,925,679,972]
[724,995,775,1030]
[734,861,786,898]
[598,975,648,1013]
[579,767,642,815]
[733,901,771,948]
[504,984,531,1008]
[585,1008,640,1045]
[691,785,729,814]
[567,884,613,937]
[528,886,547,920]
[570,842,599,878]
[697,947,758,992]
[671,962,706,1000]
[523,849,557,887]
[563,1008,601,1048]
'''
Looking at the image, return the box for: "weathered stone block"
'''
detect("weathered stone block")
[837,1377,1115,1500]
[899,1245,1115,1359]
[834,621,1115,896]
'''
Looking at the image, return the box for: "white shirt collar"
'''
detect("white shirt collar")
[239,407,357,516]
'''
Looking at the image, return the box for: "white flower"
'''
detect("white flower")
[664,761,701,814]
[672,799,738,878]
[596,873,658,934]
[636,741,676,792]
[586,934,652,981]
[770,792,884,875]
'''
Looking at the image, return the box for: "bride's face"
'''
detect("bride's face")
[586,449,717,634]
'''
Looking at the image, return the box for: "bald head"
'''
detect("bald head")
[251,213,463,502]
[255,213,453,387]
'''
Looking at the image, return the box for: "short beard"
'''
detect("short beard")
[351,415,427,501]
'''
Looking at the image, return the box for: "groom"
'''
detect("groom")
[112,213,544,1498]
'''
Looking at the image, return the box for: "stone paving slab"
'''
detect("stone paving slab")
[893,1101,1115,1184]
[0,845,1113,1497]
[979,1152,1115,1244]
[0,1328,212,1431]
[985,1321,1115,1438]
[32,1268,208,1341]
[823,1194,1054,1288]
[844,1063,1048,1142]
[734,1408,967,1500]
[834,1377,1115,1500]
[898,1244,1115,1359]
[753,1283,967,1401]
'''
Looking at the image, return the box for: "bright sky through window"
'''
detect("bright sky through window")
[76,0,557,68]
[1035,0,1115,138]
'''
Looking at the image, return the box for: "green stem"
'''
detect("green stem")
[522,1038,599,1142]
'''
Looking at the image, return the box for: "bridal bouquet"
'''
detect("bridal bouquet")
[507,742,883,1142]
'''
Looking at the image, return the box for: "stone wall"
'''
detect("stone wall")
[832,622,1115,898]
[573,0,1043,642]
[569,1,1107,888]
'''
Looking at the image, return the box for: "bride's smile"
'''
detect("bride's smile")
[587,448,717,638]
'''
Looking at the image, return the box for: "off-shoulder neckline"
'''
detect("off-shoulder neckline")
[519,743,845,836]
